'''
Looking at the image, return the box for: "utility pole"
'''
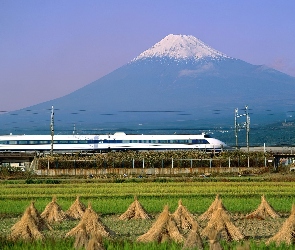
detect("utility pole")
[245,105,250,153]
[50,106,54,156]
[234,108,239,149]
[234,106,250,151]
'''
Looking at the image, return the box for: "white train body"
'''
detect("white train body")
[0,132,227,151]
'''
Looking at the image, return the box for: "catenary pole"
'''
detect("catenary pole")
[50,106,54,156]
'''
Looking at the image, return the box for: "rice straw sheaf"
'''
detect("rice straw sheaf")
[201,201,244,241]
[72,222,106,250]
[182,222,203,250]
[66,203,115,238]
[199,194,227,222]
[266,204,295,245]
[207,230,224,250]
[10,201,51,241]
[27,201,52,231]
[73,222,89,250]
[172,199,199,230]
[86,232,105,250]
[66,196,86,220]
[41,196,69,224]
[137,205,184,243]
[245,195,280,220]
[119,196,151,220]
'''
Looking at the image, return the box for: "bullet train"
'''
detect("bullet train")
[0,132,227,152]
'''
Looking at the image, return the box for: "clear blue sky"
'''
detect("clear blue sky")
[1,0,294,112]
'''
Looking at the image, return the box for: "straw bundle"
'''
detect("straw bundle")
[172,199,199,230]
[199,194,227,221]
[119,196,151,220]
[245,195,280,219]
[41,196,69,223]
[66,196,86,220]
[137,205,184,243]
[86,232,105,250]
[208,230,223,250]
[266,204,295,245]
[201,202,244,241]
[73,223,89,250]
[27,201,52,231]
[66,203,114,238]
[182,223,203,250]
[10,202,50,241]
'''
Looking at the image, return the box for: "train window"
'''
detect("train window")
[39,141,49,144]
[8,140,17,144]
[18,141,28,144]
[192,139,207,144]
[29,141,39,144]
[194,139,210,144]
[78,140,88,144]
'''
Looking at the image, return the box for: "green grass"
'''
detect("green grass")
[1,237,295,250]
[1,181,295,215]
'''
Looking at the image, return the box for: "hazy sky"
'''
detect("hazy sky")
[1,0,295,112]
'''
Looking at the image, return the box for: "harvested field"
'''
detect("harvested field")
[0,211,292,248]
[1,178,295,249]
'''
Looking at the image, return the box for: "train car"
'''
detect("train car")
[0,132,227,152]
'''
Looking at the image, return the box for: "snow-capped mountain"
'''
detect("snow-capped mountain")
[133,34,229,61]
[1,34,295,136]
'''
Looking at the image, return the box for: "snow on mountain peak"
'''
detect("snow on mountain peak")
[133,34,229,61]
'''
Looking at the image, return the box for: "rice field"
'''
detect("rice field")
[1,178,295,249]
[1,179,295,214]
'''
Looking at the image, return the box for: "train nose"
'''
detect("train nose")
[216,140,227,148]
[221,142,229,149]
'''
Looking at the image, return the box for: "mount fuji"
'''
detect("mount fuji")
[1,34,295,135]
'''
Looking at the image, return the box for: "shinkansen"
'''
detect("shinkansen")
[0,132,226,151]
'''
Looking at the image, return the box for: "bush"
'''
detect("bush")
[45,179,61,184]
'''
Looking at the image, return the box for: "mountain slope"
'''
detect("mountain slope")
[1,34,295,135]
